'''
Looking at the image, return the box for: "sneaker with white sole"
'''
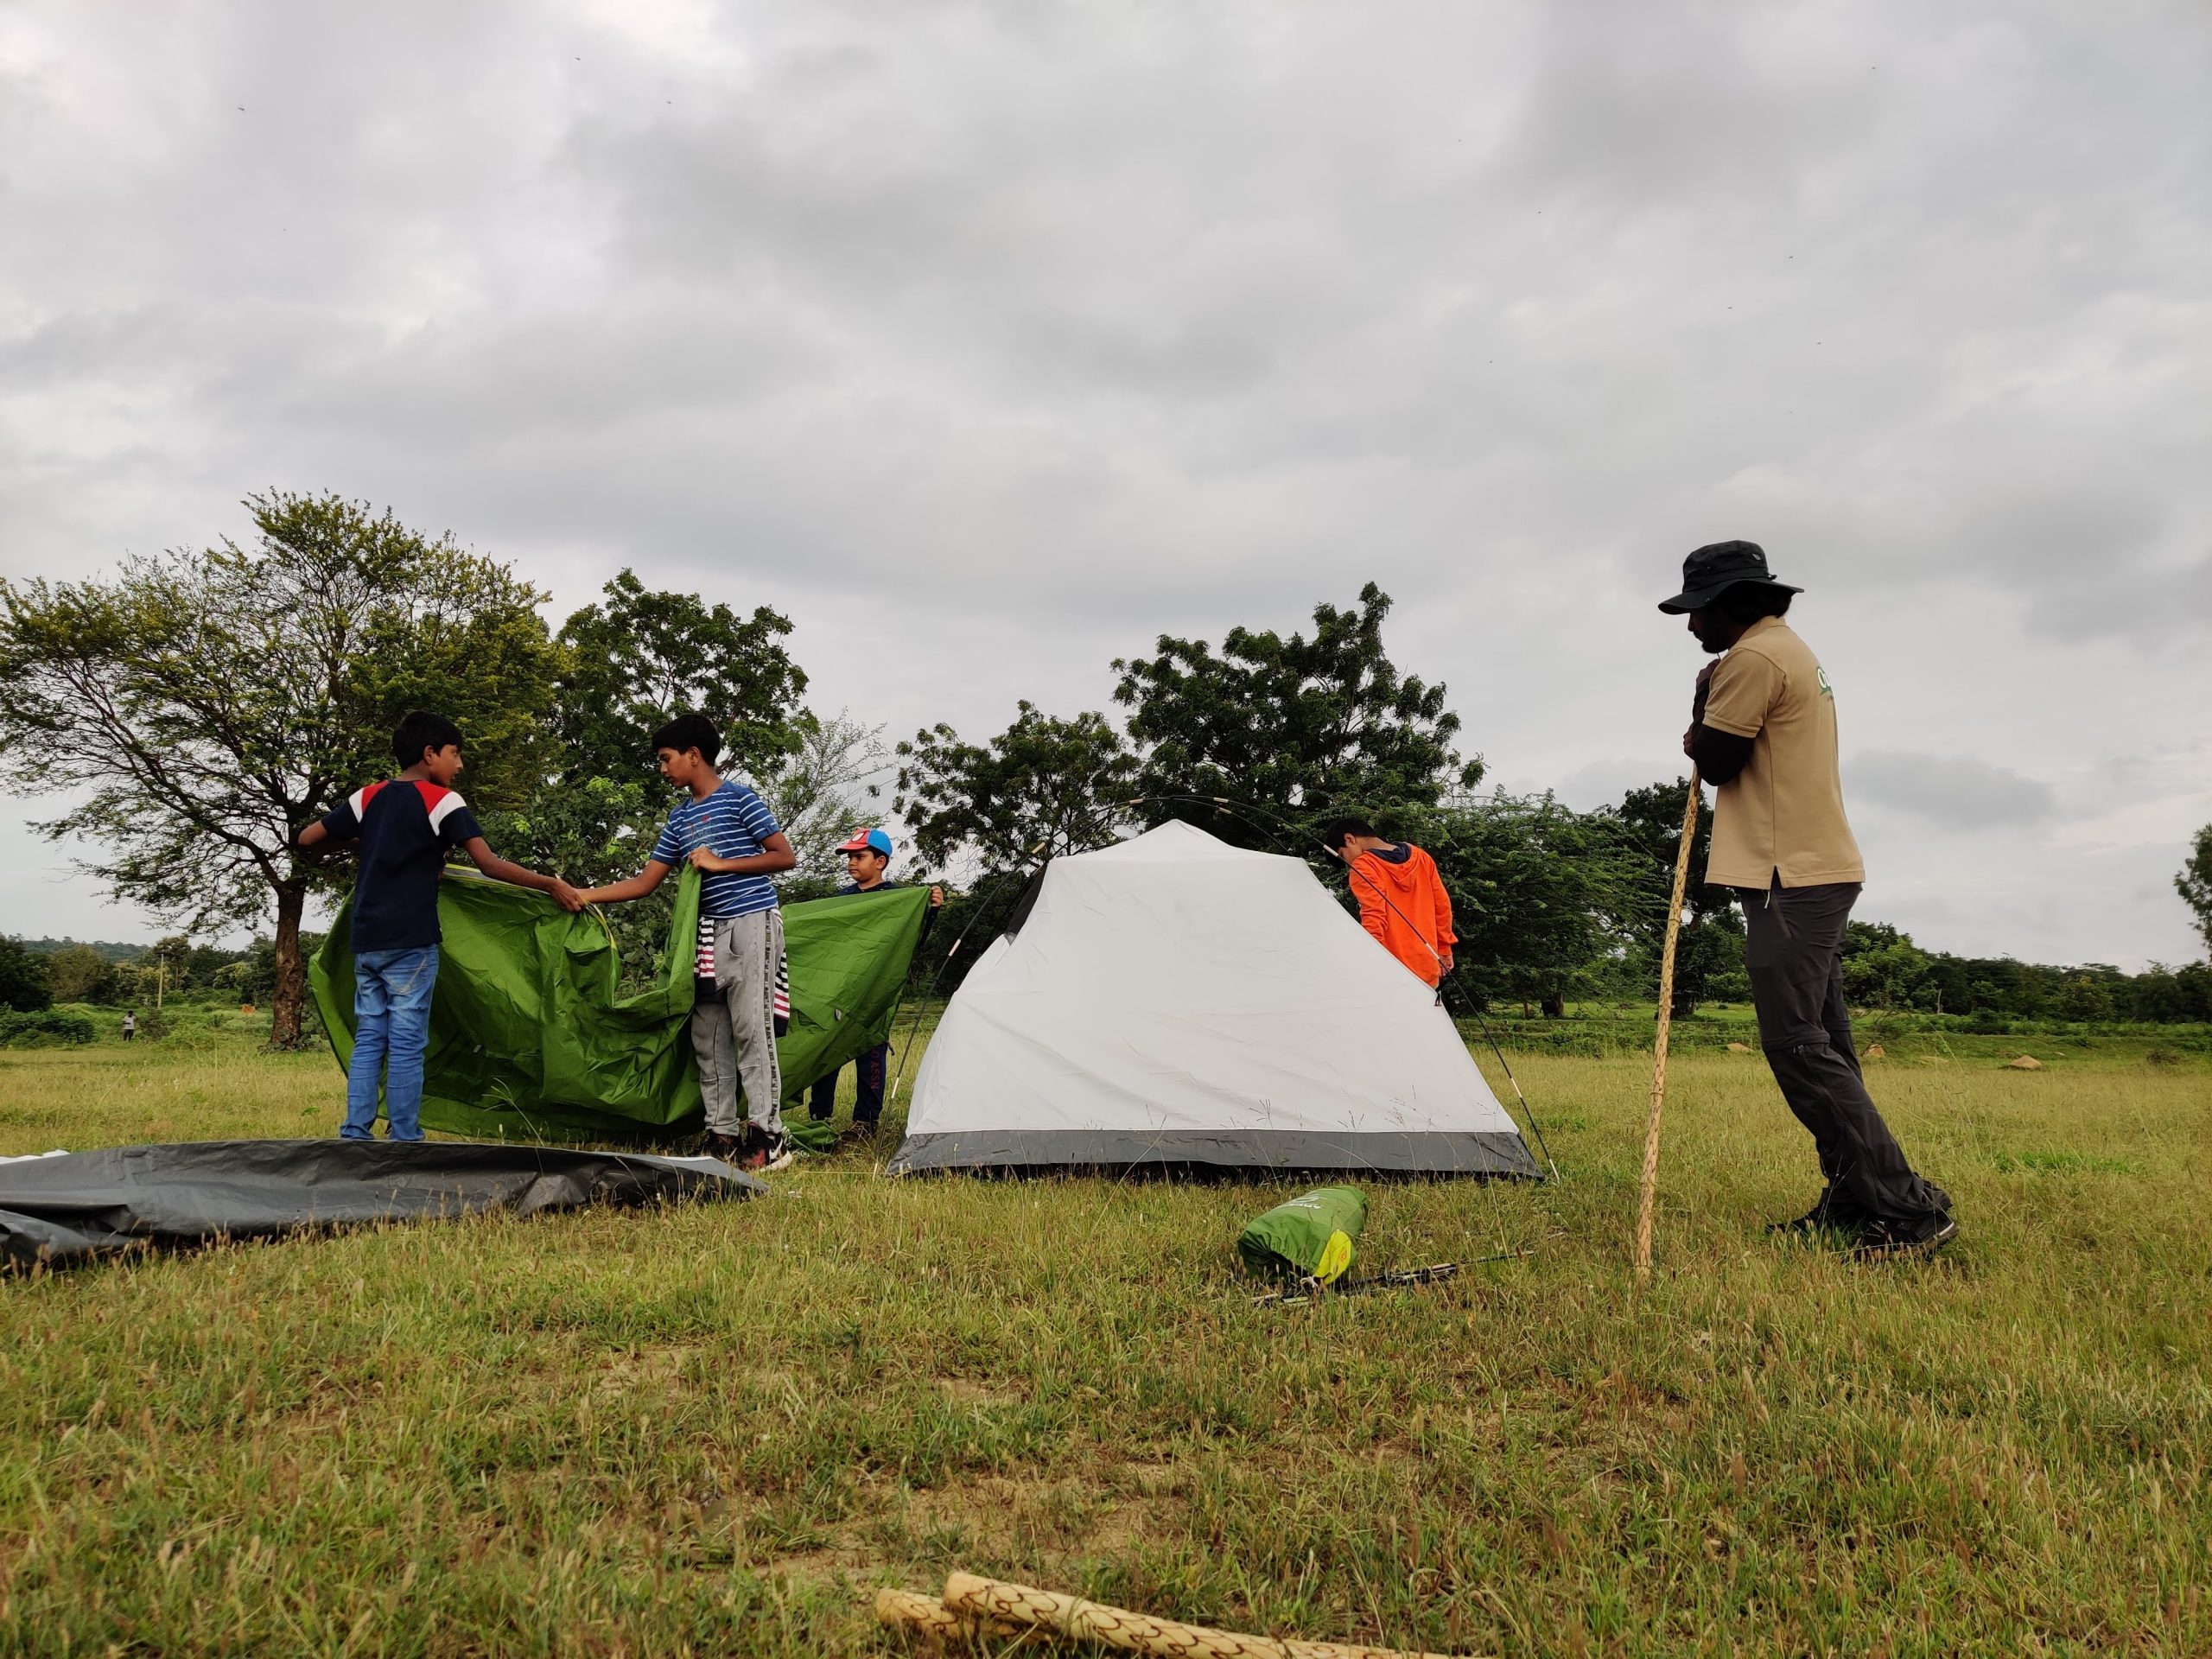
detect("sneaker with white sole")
[740,1127,795,1173]
[1850,1211,1959,1262]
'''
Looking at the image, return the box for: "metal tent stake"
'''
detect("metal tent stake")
[1634,772,1700,1283]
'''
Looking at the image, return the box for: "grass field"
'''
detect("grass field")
[3,1031,2209,1656]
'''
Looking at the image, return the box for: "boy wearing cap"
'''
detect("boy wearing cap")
[807,828,942,1139]
[1663,540,1955,1259]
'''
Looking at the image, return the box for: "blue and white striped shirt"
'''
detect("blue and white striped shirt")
[652,781,783,918]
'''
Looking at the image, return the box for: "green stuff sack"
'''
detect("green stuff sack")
[1237,1186,1367,1284]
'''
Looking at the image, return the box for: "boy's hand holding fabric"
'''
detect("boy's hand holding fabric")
[309,871,931,1141]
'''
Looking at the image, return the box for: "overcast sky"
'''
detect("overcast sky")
[3,0,2207,967]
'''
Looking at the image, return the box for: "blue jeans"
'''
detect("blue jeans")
[344,945,440,1141]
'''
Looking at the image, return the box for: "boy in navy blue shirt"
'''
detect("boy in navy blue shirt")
[301,711,582,1141]
[577,713,799,1170]
[806,828,942,1141]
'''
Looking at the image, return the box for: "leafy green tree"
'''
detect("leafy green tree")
[2125,962,2212,1023]
[764,709,891,898]
[1841,938,1936,1010]
[1113,583,1480,846]
[45,944,117,1005]
[1595,779,1743,1017]
[186,942,236,986]
[496,572,816,990]
[144,936,196,995]
[2056,972,2117,1024]
[894,702,1137,873]
[0,491,562,1046]
[1404,791,1647,1014]
[0,937,52,1013]
[2179,823,2212,956]
[552,569,808,787]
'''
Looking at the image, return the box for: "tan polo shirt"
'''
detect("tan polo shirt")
[1700,616,1865,889]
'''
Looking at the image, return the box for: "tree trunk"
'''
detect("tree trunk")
[270,877,311,1049]
[1541,989,1566,1019]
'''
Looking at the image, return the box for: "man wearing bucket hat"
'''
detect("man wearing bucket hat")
[807,829,943,1141]
[1664,541,1955,1259]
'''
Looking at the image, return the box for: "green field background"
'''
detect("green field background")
[2,1028,2208,1656]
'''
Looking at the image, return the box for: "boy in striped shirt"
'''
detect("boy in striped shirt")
[576,713,798,1170]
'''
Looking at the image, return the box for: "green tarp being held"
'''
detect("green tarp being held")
[308,871,932,1143]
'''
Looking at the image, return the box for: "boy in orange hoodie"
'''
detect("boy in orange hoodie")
[1325,818,1456,988]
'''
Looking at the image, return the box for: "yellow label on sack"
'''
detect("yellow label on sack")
[1314,1230,1353,1284]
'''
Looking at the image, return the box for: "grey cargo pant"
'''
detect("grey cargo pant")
[692,909,785,1139]
[1737,880,1949,1228]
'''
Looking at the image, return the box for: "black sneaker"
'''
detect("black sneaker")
[838,1118,879,1147]
[1850,1211,1959,1262]
[740,1127,795,1173]
[699,1130,743,1163]
[1765,1187,1862,1237]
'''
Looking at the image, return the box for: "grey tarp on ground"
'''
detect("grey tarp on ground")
[0,1139,761,1270]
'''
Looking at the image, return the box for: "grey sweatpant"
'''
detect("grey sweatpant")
[692,909,785,1139]
[1737,880,1949,1227]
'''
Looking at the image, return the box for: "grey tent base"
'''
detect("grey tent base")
[885,1128,1541,1179]
[0,1139,762,1270]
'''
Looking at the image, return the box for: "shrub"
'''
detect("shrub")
[0,936,53,1012]
[0,1008,99,1047]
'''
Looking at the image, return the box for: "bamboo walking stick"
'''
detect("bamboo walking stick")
[1634,772,1700,1284]
[938,1573,1473,1659]
[874,1588,1039,1645]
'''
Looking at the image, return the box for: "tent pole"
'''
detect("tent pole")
[1634,772,1700,1285]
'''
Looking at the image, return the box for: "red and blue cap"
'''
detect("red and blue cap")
[836,827,895,858]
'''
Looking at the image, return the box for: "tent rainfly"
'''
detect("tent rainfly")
[887,821,1542,1178]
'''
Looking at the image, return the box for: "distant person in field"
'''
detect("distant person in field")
[121,1009,136,1042]
[575,713,798,1172]
[300,710,582,1143]
[1664,539,1955,1259]
[804,828,943,1141]
[1324,819,1456,989]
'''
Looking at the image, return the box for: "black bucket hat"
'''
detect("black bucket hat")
[1656,540,1803,614]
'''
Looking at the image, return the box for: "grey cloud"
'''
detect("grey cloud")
[1850,751,2057,830]
[1554,758,1679,814]
[1,0,2209,963]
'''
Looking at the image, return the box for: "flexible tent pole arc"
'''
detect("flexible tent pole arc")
[1122,792,1560,1182]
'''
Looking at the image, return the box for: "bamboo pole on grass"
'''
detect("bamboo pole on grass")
[937,1573,1473,1659]
[1633,772,1701,1283]
[874,1588,1039,1645]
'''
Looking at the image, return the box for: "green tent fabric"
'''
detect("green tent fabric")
[1236,1186,1368,1284]
[308,871,932,1143]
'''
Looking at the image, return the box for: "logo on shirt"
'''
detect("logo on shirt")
[1815,664,1833,698]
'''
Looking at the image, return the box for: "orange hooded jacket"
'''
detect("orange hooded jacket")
[1345,841,1456,988]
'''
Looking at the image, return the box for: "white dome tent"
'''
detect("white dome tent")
[887,821,1541,1178]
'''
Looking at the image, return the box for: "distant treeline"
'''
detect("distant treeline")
[1832,923,2210,1025]
[0,934,287,1013]
[12,937,150,963]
